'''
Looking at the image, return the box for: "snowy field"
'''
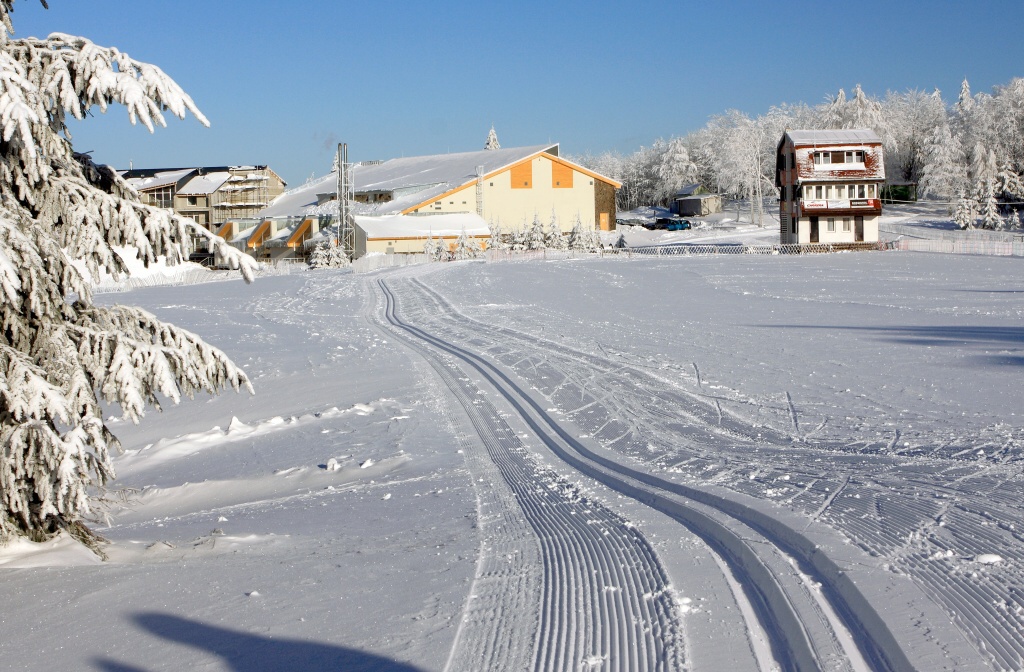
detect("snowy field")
[2,246,1024,671]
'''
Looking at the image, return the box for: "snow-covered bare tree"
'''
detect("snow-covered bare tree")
[0,1,257,548]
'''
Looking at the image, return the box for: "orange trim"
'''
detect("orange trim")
[511,161,533,189]
[215,221,234,240]
[552,161,573,189]
[400,147,621,214]
[246,220,272,249]
[286,218,314,248]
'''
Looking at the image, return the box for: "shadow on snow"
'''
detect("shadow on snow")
[93,612,425,672]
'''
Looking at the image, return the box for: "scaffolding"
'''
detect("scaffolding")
[336,143,356,260]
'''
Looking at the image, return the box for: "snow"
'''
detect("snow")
[355,213,489,239]
[2,228,1024,670]
[177,171,231,195]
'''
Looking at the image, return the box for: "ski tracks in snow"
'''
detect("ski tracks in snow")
[368,275,684,671]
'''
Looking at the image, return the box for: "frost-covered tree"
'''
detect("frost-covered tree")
[423,232,439,259]
[508,224,527,252]
[996,159,1024,201]
[1006,208,1021,230]
[0,1,257,547]
[544,215,564,250]
[486,221,505,251]
[919,122,968,202]
[308,240,349,268]
[953,191,977,230]
[452,228,481,260]
[484,125,500,150]
[527,214,546,251]
[979,179,1002,230]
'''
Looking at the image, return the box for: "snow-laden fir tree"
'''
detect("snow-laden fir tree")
[953,191,977,230]
[307,240,349,269]
[423,232,439,259]
[1006,208,1022,230]
[484,125,500,151]
[452,228,482,260]
[979,179,1002,230]
[996,159,1024,201]
[0,1,257,548]
[527,214,546,250]
[545,213,566,250]
[919,121,968,203]
[486,222,505,251]
[508,225,527,252]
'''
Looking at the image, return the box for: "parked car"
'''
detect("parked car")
[654,217,692,231]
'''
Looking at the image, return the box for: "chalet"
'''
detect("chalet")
[775,130,885,244]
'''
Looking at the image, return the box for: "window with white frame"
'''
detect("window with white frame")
[827,218,835,232]
[843,217,851,231]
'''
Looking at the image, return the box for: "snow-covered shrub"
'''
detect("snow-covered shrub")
[953,192,977,230]
[308,241,350,268]
[0,2,256,549]
[527,215,547,251]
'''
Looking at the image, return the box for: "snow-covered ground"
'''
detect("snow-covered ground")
[2,225,1024,670]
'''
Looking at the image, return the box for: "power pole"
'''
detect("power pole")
[336,143,355,259]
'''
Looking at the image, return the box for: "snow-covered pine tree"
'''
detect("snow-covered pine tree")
[423,232,439,259]
[527,214,546,250]
[508,225,526,252]
[566,216,583,251]
[919,122,968,204]
[952,191,977,230]
[486,221,505,251]
[545,212,566,250]
[452,228,481,260]
[308,240,349,268]
[1006,208,1022,230]
[979,179,1002,230]
[996,159,1024,201]
[0,2,257,548]
[484,125,500,151]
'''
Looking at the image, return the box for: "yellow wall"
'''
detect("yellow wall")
[406,154,604,232]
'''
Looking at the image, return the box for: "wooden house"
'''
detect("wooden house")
[775,130,885,244]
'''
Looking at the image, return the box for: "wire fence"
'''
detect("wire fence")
[892,238,1024,257]
[351,252,429,273]
[881,221,1024,243]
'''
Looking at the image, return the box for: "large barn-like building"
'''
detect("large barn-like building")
[776,130,885,244]
[241,142,620,259]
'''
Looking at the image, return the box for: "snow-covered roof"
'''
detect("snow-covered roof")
[353,144,555,194]
[178,172,231,196]
[785,129,881,145]
[356,213,489,239]
[257,144,560,220]
[258,173,336,218]
[124,168,194,191]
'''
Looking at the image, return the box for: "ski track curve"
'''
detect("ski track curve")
[379,269,921,672]
[368,275,685,672]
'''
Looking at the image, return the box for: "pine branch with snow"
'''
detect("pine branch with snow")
[0,2,255,548]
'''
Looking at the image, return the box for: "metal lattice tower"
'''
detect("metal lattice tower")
[336,143,356,259]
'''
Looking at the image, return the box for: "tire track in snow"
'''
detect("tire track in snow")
[372,277,684,672]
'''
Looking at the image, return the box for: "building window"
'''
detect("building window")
[827,218,835,232]
[856,151,865,162]
[815,185,823,198]
[835,185,845,198]
[187,196,198,206]
[858,184,866,198]
[825,185,833,199]
[843,217,851,231]
[868,184,876,197]
[147,186,173,209]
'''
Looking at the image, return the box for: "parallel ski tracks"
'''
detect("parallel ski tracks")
[379,272,917,672]
[372,278,682,671]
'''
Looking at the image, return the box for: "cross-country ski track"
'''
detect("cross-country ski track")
[372,266,912,672]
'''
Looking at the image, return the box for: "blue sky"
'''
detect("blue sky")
[11,0,1024,186]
